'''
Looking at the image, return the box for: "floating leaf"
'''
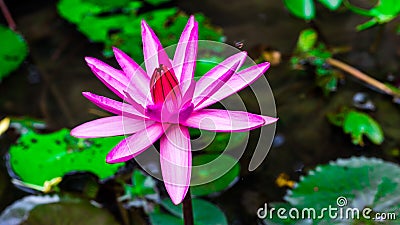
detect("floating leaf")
[150,198,228,225]
[22,201,120,225]
[328,109,384,146]
[265,157,400,224]
[7,128,124,190]
[191,154,240,196]
[0,25,28,80]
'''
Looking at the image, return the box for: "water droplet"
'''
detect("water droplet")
[272,133,285,148]
[353,92,375,111]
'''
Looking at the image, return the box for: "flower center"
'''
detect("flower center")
[150,64,181,105]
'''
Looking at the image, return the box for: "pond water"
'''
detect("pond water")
[1,0,399,224]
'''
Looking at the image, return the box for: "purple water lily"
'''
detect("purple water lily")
[71,16,277,204]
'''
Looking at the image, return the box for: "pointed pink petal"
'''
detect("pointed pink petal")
[182,109,278,132]
[106,123,168,163]
[141,20,172,77]
[192,55,244,108]
[82,92,147,119]
[181,79,195,106]
[113,47,151,105]
[172,16,198,92]
[71,116,152,138]
[195,62,270,110]
[123,90,146,115]
[160,125,191,205]
[85,57,128,99]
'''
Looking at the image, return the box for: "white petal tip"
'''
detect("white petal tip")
[263,116,279,125]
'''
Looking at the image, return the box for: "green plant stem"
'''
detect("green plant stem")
[327,58,400,98]
[182,188,194,225]
[0,0,16,31]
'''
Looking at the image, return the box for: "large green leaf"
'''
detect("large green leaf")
[150,198,228,225]
[328,109,384,146]
[8,128,124,190]
[265,157,400,224]
[191,154,240,196]
[0,25,28,80]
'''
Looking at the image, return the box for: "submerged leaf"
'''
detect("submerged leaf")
[0,25,28,80]
[8,128,124,190]
[191,154,240,196]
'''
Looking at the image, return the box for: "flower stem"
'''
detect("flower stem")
[326,57,400,98]
[0,0,16,31]
[182,188,194,225]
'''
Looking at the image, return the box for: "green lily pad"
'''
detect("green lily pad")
[7,128,124,190]
[191,154,240,196]
[328,109,384,146]
[22,201,120,225]
[0,25,28,80]
[265,157,400,224]
[149,198,228,225]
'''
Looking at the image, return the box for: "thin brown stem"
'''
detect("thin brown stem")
[182,188,194,225]
[327,57,399,97]
[0,0,16,31]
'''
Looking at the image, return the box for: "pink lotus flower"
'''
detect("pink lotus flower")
[71,16,277,204]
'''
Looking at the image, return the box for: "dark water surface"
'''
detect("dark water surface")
[1,0,400,224]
